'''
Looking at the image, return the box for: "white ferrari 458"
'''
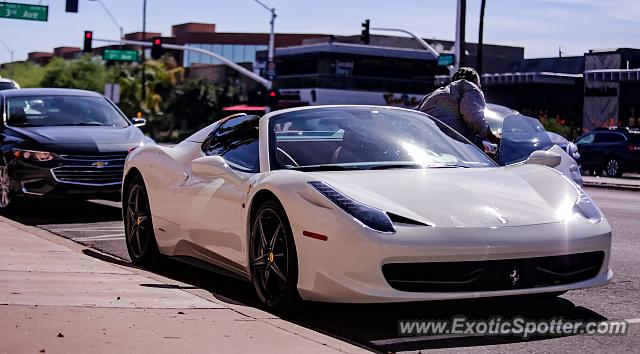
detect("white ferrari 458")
[123,105,612,309]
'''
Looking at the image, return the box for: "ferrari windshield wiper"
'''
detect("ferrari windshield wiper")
[427,164,471,168]
[369,163,425,170]
[286,164,362,172]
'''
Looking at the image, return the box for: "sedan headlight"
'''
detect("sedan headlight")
[309,181,395,233]
[12,149,57,162]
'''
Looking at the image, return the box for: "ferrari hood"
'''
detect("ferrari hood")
[308,165,578,228]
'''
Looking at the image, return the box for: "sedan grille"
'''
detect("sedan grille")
[382,251,604,292]
[51,153,127,186]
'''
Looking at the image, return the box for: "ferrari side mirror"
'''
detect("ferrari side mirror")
[192,155,230,177]
[524,150,562,168]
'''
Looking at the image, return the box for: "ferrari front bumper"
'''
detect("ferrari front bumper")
[290,207,612,303]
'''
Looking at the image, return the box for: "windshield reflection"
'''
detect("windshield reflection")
[269,107,496,171]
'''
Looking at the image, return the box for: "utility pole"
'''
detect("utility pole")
[476,0,486,77]
[454,0,466,71]
[89,0,123,41]
[0,37,13,62]
[252,0,277,79]
[141,0,147,102]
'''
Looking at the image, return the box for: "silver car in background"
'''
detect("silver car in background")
[485,103,583,186]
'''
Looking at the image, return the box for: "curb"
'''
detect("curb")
[583,182,640,191]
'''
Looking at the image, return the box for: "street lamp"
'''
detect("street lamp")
[88,0,124,40]
[0,37,14,62]
[251,0,276,75]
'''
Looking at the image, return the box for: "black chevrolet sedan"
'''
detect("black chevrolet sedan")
[0,88,152,210]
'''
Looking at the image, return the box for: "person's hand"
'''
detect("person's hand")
[485,130,501,144]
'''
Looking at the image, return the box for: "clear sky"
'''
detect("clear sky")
[0,0,638,64]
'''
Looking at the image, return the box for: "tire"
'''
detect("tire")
[249,200,301,310]
[123,175,161,267]
[604,157,623,178]
[0,159,18,212]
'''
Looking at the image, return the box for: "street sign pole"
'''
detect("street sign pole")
[455,0,467,71]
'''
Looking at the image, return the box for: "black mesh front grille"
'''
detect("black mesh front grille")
[382,251,604,292]
[51,152,127,185]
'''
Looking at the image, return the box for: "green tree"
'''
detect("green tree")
[165,79,218,139]
[0,61,49,88]
[40,55,108,92]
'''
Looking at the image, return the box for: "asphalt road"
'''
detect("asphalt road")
[4,187,639,353]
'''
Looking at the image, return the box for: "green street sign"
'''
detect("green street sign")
[103,49,139,62]
[437,54,455,67]
[0,2,48,22]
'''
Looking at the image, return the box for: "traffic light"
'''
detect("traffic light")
[266,89,280,110]
[66,0,78,13]
[151,37,163,60]
[361,19,370,45]
[83,31,93,53]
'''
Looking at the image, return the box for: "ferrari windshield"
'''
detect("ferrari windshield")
[269,107,496,170]
[5,95,130,128]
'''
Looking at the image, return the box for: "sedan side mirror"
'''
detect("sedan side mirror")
[192,155,230,177]
[131,117,146,127]
[524,150,562,168]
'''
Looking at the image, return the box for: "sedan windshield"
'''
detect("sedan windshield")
[6,95,130,128]
[270,107,496,171]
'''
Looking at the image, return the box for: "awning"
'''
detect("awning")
[222,105,266,111]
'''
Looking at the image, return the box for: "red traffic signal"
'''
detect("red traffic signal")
[83,31,93,53]
[266,89,280,110]
[151,37,163,60]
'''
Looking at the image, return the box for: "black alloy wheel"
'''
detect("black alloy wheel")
[124,175,160,266]
[0,162,12,210]
[605,158,623,178]
[249,200,300,310]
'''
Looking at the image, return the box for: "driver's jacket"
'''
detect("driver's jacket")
[417,79,491,142]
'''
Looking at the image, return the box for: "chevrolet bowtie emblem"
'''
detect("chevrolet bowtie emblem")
[92,161,109,168]
[510,269,520,286]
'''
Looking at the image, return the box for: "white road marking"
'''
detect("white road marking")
[50,227,124,232]
[71,233,126,241]
[71,237,125,242]
[627,318,640,324]
[87,199,122,208]
[371,333,481,346]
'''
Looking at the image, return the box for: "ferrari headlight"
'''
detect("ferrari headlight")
[309,181,395,233]
[12,149,57,162]
[573,189,603,223]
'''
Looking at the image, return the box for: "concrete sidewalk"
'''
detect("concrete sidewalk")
[0,216,367,354]
[583,173,640,190]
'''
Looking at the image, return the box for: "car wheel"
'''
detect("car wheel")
[124,175,161,266]
[249,200,300,310]
[0,161,17,211]
[604,158,623,178]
